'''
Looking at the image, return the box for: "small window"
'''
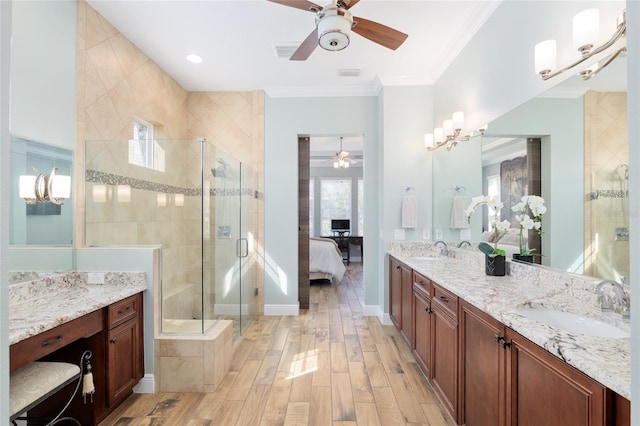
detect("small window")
[129,117,164,171]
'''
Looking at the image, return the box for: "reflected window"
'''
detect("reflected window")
[309,178,315,236]
[129,117,165,171]
[320,179,351,235]
[486,174,500,231]
[358,178,364,236]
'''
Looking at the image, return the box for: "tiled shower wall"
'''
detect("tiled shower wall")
[584,91,629,281]
[76,1,265,318]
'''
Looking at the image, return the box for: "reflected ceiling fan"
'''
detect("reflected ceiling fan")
[267,0,408,60]
[333,137,356,169]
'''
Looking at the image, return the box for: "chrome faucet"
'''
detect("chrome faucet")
[434,240,449,257]
[594,279,631,319]
[457,240,471,249]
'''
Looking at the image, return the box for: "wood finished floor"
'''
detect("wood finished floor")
[99,263,455,426]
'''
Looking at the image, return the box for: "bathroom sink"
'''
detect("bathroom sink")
[408,256,440,261]
[515,307,630,339]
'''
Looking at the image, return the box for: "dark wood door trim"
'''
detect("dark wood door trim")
[298,136,310,309]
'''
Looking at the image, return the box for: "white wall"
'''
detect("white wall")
[9,0,76,150]
[432,135,483,244]
[264,96,379,310]
[0,0,11,417]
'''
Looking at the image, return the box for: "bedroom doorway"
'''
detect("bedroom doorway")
[299,135,365,309]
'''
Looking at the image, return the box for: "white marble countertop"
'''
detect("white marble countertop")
[9,272,147,345]
[388,243,631,400]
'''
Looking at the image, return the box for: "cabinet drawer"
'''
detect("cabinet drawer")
[433,284,458,319]
[10,309,104,371]
[107,294,141,330]
[412,271,432,294]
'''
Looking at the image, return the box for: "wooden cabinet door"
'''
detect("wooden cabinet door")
[460,301,505,426]
[413,285,432,378]
[399,262,413,346]
[389,257,402,329]
[107,317,141,407]
[431,301,458,422]
[504,328,606,426]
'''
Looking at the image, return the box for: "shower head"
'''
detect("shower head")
[618,164,629,179]
[211,158,227,178]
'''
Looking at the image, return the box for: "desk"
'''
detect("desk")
[321,235,363,264]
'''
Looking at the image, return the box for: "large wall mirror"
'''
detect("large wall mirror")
[8,1,77,284]
[433,52,627,282]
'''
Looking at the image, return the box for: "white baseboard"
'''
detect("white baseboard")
[264,304,299,316]
[214,303,249,315]
[380,313,393,326]
[133,374,155,393]
[363,304,393,325]
[363,304,382,317]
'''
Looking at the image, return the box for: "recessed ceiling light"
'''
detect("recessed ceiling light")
[186,54,203,64]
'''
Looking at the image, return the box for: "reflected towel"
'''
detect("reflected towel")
[402,195,418,229]
[450,195,469,229]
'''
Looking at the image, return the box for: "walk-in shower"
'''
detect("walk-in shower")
[84,138,258,337]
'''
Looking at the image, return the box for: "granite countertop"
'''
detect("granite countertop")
[9,272,147,345]
[388,243,631,400]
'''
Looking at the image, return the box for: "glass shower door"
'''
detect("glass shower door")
[207,147,257,336]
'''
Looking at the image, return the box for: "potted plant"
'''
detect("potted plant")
[511,195,546,263]
[465,196,512,276]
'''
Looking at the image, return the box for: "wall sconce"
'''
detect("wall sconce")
[424,112,487,152]
[534,9,626,81]
[19,167,71,205]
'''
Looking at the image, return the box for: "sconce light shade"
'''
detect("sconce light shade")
[174,193,184,207]
[573,9,600,54]
[443,119,454,137]
[50,174,71,199]
[434,127,444,144]
[424,134,434,149]
[452,112,464,130]
[157,193,167,207]
[534,39,557,76]
[19,175,37,200]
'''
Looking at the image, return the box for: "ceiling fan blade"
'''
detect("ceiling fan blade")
[338,0,361,9]
[352,16,408,50]
[290,28,319,61]
[267,0,322,13]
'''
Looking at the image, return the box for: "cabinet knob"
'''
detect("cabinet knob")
[425,306,432,314]
[439,295,449,303]
[110,337,118,344]
[396,265,400,270]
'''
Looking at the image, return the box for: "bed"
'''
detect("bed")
[309,237,346,283]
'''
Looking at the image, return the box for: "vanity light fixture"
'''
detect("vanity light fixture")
[424,118,487,153]
[19,167,71,205]
[534,9,626,81]
[425,112,486,152]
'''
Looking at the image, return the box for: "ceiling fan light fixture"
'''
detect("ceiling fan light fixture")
[317,6,352,51]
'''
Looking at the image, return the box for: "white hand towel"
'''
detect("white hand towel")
[402,195,418,229]
[450,195,470,229]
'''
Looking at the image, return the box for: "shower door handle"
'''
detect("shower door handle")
[237,238,249,258]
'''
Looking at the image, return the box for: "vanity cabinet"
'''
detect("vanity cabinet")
[430,283,459,422]
[504,327,607,426]
[459,300,608,426]
[459,300,506,426]
[412,271,432,377]
[389,256,413,345]
[10,292,144,425]
[106,293,144,407]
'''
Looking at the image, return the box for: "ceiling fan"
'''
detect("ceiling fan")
[333,137,356,168]
[267,0,408,60]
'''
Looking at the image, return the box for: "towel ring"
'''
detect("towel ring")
[454,185,466,194]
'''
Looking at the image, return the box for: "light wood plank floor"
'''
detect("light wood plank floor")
[99,263,455,426]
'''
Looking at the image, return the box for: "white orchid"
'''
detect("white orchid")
[511,195,546,256]
[466,196,512,256]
